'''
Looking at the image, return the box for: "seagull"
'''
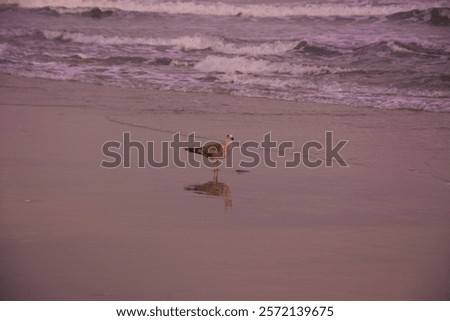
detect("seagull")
[186,134,235,180]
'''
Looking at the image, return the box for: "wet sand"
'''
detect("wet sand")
[1,74,449,300]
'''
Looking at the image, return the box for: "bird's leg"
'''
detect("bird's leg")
[213,160,219,182]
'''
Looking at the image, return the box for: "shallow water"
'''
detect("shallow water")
[1,75,450,300]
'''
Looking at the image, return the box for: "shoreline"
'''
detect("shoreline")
[1,74,449,300]
[3,72,447,115]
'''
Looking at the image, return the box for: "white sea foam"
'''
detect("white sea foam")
[387,42,414,54]
[217,74,309,88]
[8,0,437,18]
[177,36,299,55]
[42,30,299,55]
[194,55,354,75]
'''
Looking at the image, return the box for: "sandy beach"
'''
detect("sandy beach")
[1,74,449,300]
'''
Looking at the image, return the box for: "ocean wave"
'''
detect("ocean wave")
[40,51,176,66]
[6,28,448,59]
[215,73,317,90]
[194,55,354,76]
[43,6,115,18]
[292,41,343,57]
[386,42,414,54]
[5,0,446,18]
[387,7,450,26]
[17,28,447,59]
[40,30,300,55]
[354,40,449,57]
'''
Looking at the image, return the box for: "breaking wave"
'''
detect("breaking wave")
[194,55,355,75]
[34,30,450,58]
[387,7,450,26]
[40,30,300,55]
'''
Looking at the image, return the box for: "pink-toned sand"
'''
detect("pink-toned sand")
[1,75,449,300]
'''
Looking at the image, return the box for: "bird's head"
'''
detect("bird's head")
[226,134,235,142]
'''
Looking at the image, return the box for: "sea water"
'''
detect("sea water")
[0,0,449,111]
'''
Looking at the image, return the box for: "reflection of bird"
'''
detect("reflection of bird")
[186,134,235,181]
[185,180,232,208]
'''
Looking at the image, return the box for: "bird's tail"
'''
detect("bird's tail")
[185,147,201,154]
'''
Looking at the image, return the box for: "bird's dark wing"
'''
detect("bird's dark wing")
[186,142,223,157]
[201,142,224,157]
